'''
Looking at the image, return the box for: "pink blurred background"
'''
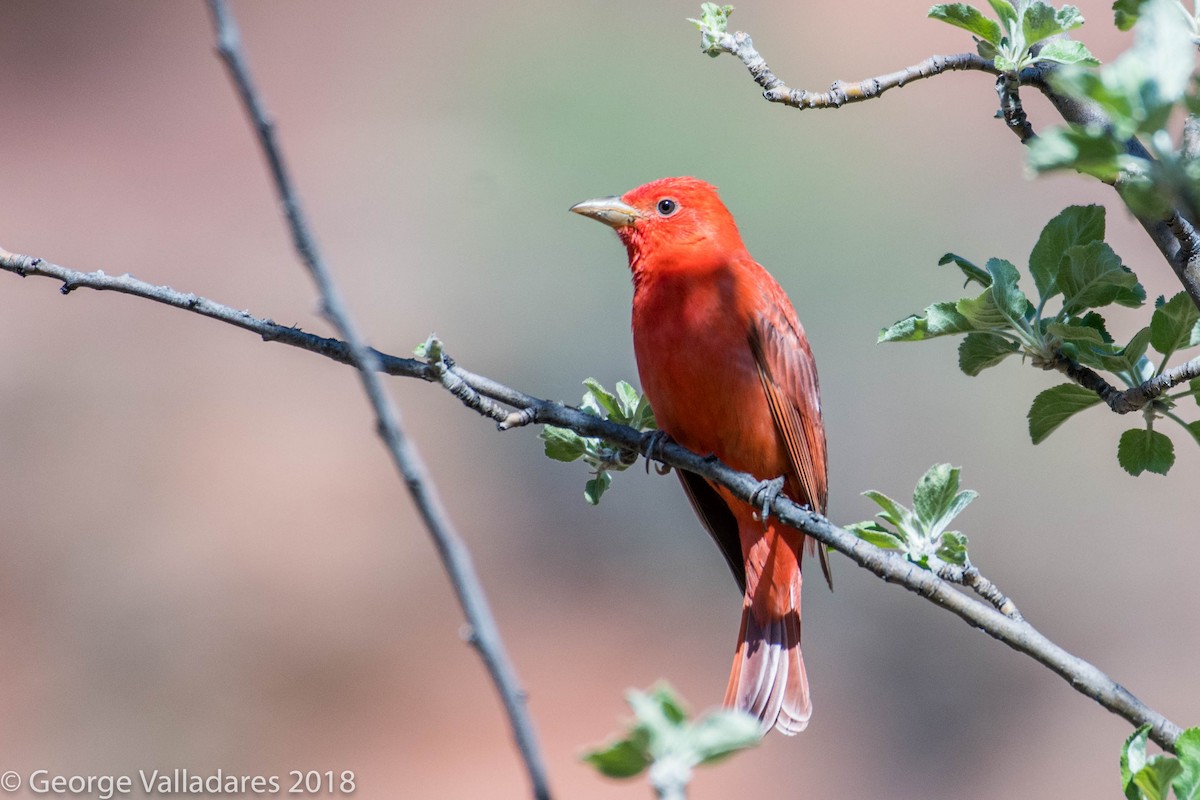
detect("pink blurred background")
[0,1,1196,797]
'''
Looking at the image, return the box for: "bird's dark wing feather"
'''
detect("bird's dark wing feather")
[677,469,745,594]
[748,312,832,589]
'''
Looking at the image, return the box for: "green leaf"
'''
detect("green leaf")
[689,2,734,32]
[1023,1,1084,45]
[938,490,979,534]
[913,463,959,527]
[879,301,976,342]
[689,3,736,56]
[989,257,1035,325]
[626,687,677,739]
[1047,314,1117,369]
[1049,311,1115,345]
[1113,0,1147,31]
[1027,384,1103,443]
[1088,326,1152,376]
[939,252,992,287]
[936,531,970,565]
[647,683,689,725]
[1132,757,1185,800]
[959,332,1020,375]
[1118,428,1175,475]
[583,378,621,418]
[1129,0,1196,105]
[1193,378,1200,406]
[1034,38,1100,65]
[1150,291,1200,356]
[956,259,1032,331]
[986,0,1018,30]
[1053,0,1195,140]
[1172,727,1200,800]
[1185,420,1200,446]
[687,710,762,765]
[583,734,652,779]
[1058,241,1145,314]
[585,471,613,504]
[1026,125,1130,179]
[1047,321,1107,347]
[615,380,641,419]
[541,426,587,462]
[929,3,1004,44]
[913,464,977,539]
[631,392,657,430]
[863,490,917,532]
[1078,311,1116,343]
[847,521,906,549]
[1123,726,1152,800]
[1028,205,1106,302]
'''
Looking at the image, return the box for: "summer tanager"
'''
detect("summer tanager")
[571,177,829,735]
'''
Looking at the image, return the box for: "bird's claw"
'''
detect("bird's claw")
[640,430,673,475]
[750,476,786,523]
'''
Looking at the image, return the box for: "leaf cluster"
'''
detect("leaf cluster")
[540,378,657,504]
[688,2,736,57]
[1121,726,1200,800]
[930,0,1098,72]
[880,205,1200,475]
[1028,0,1200,216]
[848,463,975,569]
[583,683,761,792]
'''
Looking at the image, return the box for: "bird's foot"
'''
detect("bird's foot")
[640,430,673,475]
[749,475,786,523]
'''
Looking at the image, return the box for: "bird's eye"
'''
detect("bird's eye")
[656,198,678,216]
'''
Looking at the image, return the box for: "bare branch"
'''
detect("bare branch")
[705,29,994,109]
[935,563,1023,621]
[1047,351,1200,414]
[995,73,1035,143]
[702,26,1200,310]
[0,243,1182,752]
[203,3,551,798]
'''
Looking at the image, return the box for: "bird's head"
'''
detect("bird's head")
[571,177,745,273]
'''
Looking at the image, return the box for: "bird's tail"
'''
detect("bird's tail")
[723,594,811,735]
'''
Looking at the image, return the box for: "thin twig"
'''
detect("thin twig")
[0,246,1181,752]
[706,29,993,109]
[1122,356,1200,408]
[203,3,551,798]
[936,563,1022,621]
[701,25,1200,311]
[1048,352,1200,413]
[995,73,1036,143]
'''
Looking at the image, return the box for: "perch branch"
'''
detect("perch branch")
[203,3,551,799]
[0,244,1181,751]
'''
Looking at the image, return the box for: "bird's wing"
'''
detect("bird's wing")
[677,469,746,594]
[748,309,832,589]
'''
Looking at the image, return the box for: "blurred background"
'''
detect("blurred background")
[0,1,1196,797]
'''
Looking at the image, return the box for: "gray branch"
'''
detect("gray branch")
[1049,352,1200,413]
[203,3,551,798]
[0,245,1182,752]
[701,27,1200,311]
[706,29,992,109]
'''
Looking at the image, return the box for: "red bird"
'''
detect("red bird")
[571,177,829,735]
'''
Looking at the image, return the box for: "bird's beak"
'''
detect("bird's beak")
[569,196,643,229]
